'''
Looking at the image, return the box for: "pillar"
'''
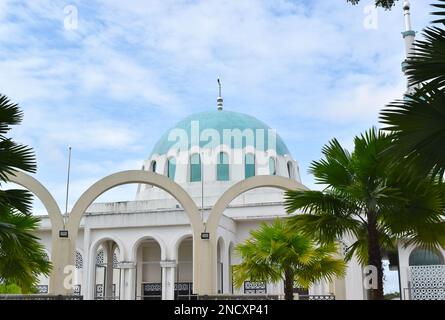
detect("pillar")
[104,241,115,299]
[49,234,75,295]
[161,260,177,300]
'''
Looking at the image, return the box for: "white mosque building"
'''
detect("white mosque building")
[9,1,443,300]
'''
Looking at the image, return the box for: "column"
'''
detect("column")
[104,241,115,299]
[160,260,177,300]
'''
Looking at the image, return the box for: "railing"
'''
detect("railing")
[0,294,83,300]
[94,296,120,300]
[298,295,335,300]
[198,295,279,300]
[175,282,197,300]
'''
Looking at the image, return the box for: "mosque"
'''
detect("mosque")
[8,1,444,300]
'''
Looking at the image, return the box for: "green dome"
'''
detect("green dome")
[150,110,290,157]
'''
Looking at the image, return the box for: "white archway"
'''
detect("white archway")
[200,175,308,294]
[5,170,66,294]
[67,170,205,295]
[88,236,125,300]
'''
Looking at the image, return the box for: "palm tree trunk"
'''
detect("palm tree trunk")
[367,210,384,300]
[284,266,294,300]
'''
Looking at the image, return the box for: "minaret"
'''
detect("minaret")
[401,0,416,93]
[217,77,223,111]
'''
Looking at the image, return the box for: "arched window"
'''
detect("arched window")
[287,161,294,179]
[269,158,276,176]
[190,154,201,182]
[150,160,157,173]
[96,249,104,266]
[409,248,444,266]
[217,152,229,181]
[245,153,255,179]
[167,158,176,180]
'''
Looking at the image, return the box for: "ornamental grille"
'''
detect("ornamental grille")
[96,250,104,266]
[113,252,118,268]
[73,285,81,295]
[75,251,83,269]
[36,285,48,294]
[409,265,445,300]
[244,281,266,294]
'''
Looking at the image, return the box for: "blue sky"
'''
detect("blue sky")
[1,0,433,210]
[2,0,435,295]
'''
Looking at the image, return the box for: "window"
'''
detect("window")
[287,161,294,179]
[167,158,176,180]
[269,158,276,175]
[409,248,444,266]
[190,154,201,182]
[245,154,255,179]
[150,161,157,173]
[217,152,229,181]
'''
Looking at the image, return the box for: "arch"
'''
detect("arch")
[201,175,307,294]
[5,171,65,295]
[5,170,64,229]
[67,170,203,240]
[409,247,444,266]
[172,233,194,260]
[89,236,126,264]
[131,235,168,261]
[88,236,125,300]
[207,175,307,232]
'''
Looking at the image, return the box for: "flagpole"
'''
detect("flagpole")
[64,146,72,229]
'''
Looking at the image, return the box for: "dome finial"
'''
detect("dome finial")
[217,77,223,111]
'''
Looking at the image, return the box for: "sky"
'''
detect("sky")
[0,0,436,293]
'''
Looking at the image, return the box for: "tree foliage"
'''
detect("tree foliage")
[232,219,346,300]
[347,0,399,10]
[0,94,51,293]
[285,128,445,299]
[380,1,445,179]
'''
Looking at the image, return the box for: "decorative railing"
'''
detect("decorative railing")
[298,294,335,300]
[198,295,279,300]
[0,295,83,300]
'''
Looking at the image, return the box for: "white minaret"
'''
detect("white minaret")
[217,77,223,111]
[402,0,416,93]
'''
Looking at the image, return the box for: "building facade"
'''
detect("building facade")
[24,0,445,300]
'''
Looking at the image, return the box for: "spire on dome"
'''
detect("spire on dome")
[217,77,223,111]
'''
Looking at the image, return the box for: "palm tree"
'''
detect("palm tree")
[284,128,445,300]
[380,1,445,179]
[0,208,51,293]
[232,219,346,300]
[0,94,51,292]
